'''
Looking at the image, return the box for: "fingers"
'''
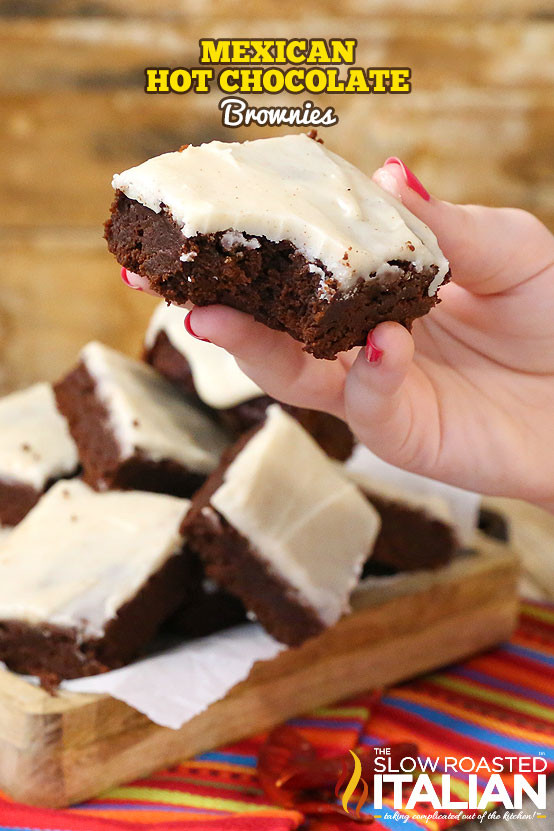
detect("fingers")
[344,322,441,473]
[121,268,159,297]
[373,159,554,294]
[187,305,347,415]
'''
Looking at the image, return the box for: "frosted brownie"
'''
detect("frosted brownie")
[144,302,353,460]
[182,405,380,646]
[105,133,450,360]
[0,480,193,684]
[346,470,457,576]
[55,341,228,496]
[0,383,78,526]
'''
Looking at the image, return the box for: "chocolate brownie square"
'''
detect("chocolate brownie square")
[346,470,458,576]
[0,480,195,686]
[54,341,228,496]
[105,134,450,360]
[0,383,78,526]
[166,571,247,639]
[144,302,353,460]
[182,405,380,646]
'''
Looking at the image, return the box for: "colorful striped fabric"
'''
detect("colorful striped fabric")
[0,600,552,830]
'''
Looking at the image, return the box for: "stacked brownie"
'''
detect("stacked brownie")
[0,383,78,527]
[0,480,195,686]
[144,302,353,460]
[182,405,381,646]
[0,341,465,683]
[345,469,458,576]
[0,134,463,687]
[106,133,450,360]
[55,341,228,497]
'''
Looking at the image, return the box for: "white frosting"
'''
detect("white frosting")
[345,468,454,527]
[81,341,228,475]
[210,405,381,628]
[345,444,479,546]
[0,480,189,638]
[220,230,261,251]
[145,303,263,409]
[113,134,449,296]
[0,383,78,490]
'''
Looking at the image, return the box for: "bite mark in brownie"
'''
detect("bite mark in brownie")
[106,134,449,360]
[107,191,444,360]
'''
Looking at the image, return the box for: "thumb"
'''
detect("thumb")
[373,158,554,294]
[344,321,441,475]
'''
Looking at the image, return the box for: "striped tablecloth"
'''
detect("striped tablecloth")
[1,600,552,830]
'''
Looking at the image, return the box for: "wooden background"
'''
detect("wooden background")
[0,0,552,391]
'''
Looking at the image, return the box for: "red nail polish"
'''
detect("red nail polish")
[384,157,430,201]
[184,313,211,343]
[365,332,383,364]
[120,266,142,290]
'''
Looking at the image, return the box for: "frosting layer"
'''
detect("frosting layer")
[113,134,449,296]
[145,303,263,409]
[210,405,381,626]
[82,341,228,474]
[0,383,78,490]
[0,480,189,638]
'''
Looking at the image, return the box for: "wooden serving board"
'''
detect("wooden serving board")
[0,532,518,809]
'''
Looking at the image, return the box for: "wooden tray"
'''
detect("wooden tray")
[0,532,519,809]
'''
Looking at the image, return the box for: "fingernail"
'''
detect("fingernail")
[121,266,142,291]
[365,332,383,364]
[384,157,430,201]
[184,312,211,343]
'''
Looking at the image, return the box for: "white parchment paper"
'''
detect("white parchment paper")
[62,624,284,729]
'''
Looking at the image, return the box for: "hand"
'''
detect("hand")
[160,161,554,509]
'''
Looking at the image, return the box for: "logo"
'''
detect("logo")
[335,750,369,818]
[334,749,548,822]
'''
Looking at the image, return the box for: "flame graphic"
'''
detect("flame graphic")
[339,750,369,819]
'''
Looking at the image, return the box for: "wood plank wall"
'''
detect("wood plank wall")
[0,0,552,392]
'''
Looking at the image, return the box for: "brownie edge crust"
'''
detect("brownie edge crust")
[54,360,205,496]
[106,192,447,360]
[0,547,192,689]
[182,433,326,647]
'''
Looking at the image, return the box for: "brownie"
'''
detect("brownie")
[144,302,353,460]
[0,480,195,687]
[222,399,354,462]
[0,383,79,527]
[182,405,380,646]
[346,470,458,576]
[166,569,247,639]
[363,493,457,576]
[478,507,510,543]
[106,134,450,360]
[54,341,228,497]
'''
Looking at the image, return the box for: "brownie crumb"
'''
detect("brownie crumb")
[306,129,324,144]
